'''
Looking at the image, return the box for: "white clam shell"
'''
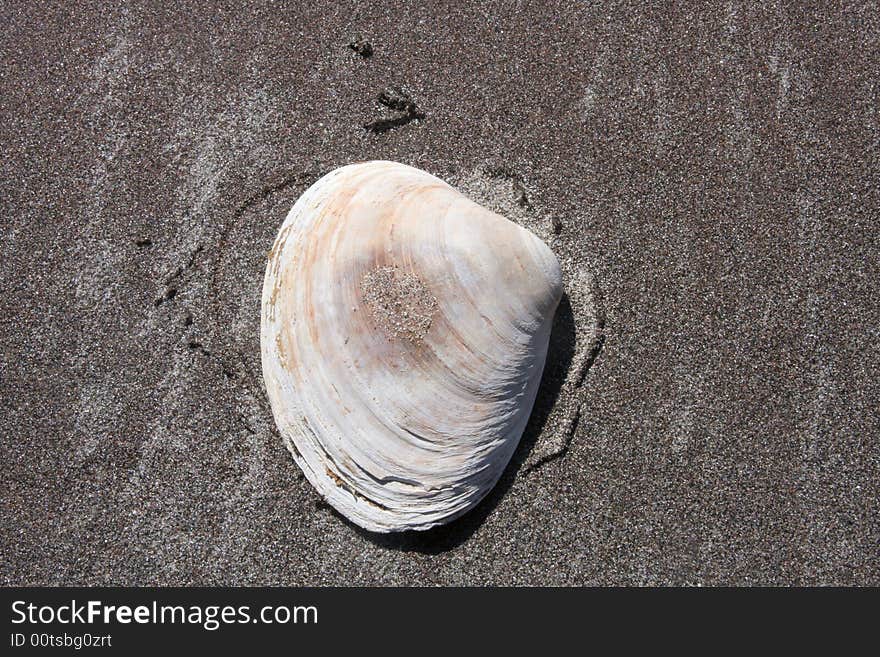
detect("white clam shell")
[261,161,563,532]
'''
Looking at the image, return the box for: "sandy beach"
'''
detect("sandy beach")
[2,1,878,585]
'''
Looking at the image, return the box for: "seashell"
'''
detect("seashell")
[261,161,563,532]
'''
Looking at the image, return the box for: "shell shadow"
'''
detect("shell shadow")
[344,292,584,554]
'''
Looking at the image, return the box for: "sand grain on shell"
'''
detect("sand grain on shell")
[360,266,437,343]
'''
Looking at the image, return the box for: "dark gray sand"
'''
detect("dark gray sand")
[2,1,879,585]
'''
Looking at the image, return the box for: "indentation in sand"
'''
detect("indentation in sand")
[453,166,605,471]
